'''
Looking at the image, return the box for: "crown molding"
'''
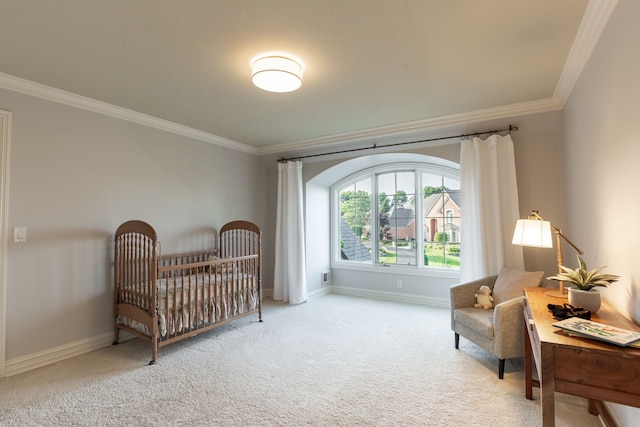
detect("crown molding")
[256,97,563,156]
[553,0,618,105]
[0,0,617,160]
[0,69,565,159]
[0,72,257,155]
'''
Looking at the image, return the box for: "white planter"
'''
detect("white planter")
[568,288,602,313]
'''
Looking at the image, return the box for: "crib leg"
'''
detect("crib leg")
[150,341,157,365]
[113,327,119,345]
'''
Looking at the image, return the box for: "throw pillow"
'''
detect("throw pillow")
[492,267,544,305]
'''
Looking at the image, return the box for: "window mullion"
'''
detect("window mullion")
[416,171,423,267]
[372,172,380,265]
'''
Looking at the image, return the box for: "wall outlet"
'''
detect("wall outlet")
[396,280,402,288]
[321,271,332,285]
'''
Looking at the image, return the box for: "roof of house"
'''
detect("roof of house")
[339,217,371,262]
[423,190,461,216]
[387,206,415,229]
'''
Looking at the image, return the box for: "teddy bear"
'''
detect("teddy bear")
[474,285,494,309]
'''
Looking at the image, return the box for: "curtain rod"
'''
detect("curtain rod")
[277,124,518,163]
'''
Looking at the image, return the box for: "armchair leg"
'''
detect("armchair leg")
[454,333,460,349]
[498,359,505,379]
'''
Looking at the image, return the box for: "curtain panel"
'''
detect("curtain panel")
[460,134,524,282]
[274,160,308,304]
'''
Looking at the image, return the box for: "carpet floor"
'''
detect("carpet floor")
[0,294,603,426]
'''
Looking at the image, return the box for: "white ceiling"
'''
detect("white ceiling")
[0,1,615,156]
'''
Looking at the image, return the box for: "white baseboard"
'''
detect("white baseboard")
[261,286,330,303]
[330,285,449,308]
[307,286,332,302]
[5,332,114,377]
[263,285,442,307]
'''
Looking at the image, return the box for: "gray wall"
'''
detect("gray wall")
[2,88,269,360]
[563,1,640,424]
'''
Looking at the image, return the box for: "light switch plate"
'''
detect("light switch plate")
[13,226,27,243]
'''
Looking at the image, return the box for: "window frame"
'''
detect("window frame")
[445,209,454,223]
[331,161,460,278]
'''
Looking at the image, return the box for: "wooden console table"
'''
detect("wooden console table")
[523,287,640,427]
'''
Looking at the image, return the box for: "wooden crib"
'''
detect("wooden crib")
[113,220,262,364]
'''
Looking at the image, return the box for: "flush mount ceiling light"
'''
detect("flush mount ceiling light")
[251,54,303,93]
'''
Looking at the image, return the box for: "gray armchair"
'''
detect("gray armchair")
[450,269,543,379]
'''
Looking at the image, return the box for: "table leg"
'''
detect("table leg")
[524,321,533,400]
[540,344,556,427]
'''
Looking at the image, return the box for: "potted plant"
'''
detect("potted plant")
[546,255,620,312]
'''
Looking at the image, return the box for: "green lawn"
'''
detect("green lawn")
[425,246,460,268]
[378,245,460,268]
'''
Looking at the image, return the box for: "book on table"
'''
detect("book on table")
[553,317,640,347]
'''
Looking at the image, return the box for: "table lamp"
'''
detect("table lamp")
[512,210,584,298]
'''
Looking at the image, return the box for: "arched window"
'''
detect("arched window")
[332,162,460,270]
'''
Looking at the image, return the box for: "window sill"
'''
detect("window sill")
[331,262,460,279]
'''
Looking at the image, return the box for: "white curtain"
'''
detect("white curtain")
[274,160,308,304]
[459,133,524,282]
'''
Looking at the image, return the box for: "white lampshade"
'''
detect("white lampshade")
[251,55,303,93]
[512,219,553,248]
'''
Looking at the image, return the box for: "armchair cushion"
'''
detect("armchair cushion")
[492,267,544,305]
[453,307,495,338]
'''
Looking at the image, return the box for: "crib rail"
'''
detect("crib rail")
[156,254,260,342]
[158,249,217,270]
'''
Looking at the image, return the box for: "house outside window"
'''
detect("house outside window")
[333,163,460,271]
[422,174,460,268]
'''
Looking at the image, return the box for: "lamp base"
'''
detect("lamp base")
[544,289,568,299]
